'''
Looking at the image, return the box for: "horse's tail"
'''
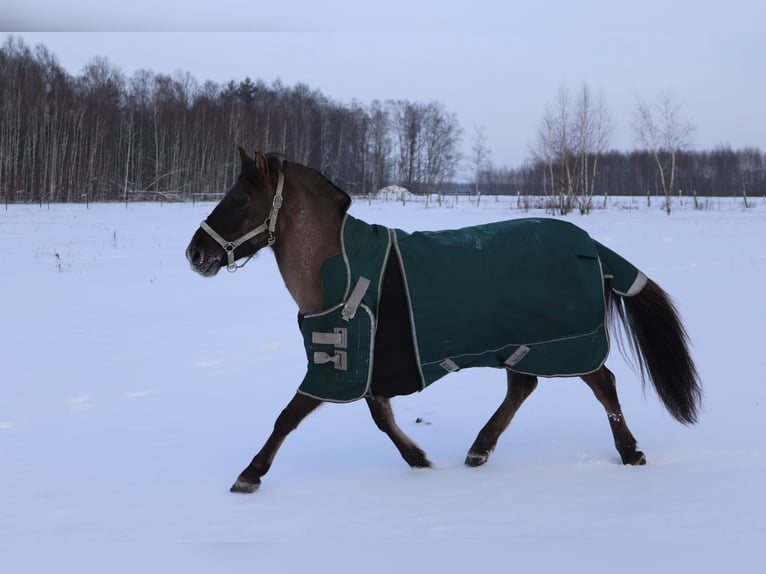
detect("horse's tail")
[607,278,702,425]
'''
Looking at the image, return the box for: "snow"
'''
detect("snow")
[1,196,765,572]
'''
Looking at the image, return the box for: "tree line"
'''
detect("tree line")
[1,36,764,207]
[478,147,766,210]
[0,36,462,204]
[517,85,765,214]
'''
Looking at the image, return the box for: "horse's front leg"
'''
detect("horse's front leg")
[230,392,322,493]
[366,395,432,468]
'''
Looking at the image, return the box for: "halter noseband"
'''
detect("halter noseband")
[199,170,285,272]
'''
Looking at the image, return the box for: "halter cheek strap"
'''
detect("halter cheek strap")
[200,170,285,272]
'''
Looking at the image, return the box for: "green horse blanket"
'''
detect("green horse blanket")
[298,215,646,403]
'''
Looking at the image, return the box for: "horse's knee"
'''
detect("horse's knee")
[368,413,386,433]
[272,395,321,435]
[272,408,299,435]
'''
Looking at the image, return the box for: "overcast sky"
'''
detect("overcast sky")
[3,1,765,169]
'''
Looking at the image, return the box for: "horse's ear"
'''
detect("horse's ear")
[238,146,254,166]
[254,151,269,175]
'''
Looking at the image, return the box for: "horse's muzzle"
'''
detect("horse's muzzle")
[186,236,223,277]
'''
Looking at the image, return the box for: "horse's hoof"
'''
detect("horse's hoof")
[622,451,647,466]
[416,459,434,469]
[404,448,433,468]
[465,451,489,467]
[230,478,260,493]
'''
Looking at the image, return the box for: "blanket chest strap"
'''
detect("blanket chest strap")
[342,277,371,321]
[311,328,348,348]
[313,350,348,371]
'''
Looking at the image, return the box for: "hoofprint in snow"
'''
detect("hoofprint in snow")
[1,196,764,572]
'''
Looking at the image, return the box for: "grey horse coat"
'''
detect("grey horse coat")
[297,215,646,403]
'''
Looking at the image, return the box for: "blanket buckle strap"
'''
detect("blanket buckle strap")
[342,277,371,321]
[311,327,348,371]
[313,350,348,371]
[311,328,347,348]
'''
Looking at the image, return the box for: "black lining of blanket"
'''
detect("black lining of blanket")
[369,253,422,398]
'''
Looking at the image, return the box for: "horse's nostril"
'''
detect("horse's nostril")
[186,245,202,266]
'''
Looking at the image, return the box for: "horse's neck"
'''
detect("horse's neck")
[272,194,343,315]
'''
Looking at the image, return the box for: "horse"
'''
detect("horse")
[186,148,702,493]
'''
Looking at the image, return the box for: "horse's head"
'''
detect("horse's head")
[186,148,283,277]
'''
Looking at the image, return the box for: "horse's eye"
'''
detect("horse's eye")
[231,193,250,209]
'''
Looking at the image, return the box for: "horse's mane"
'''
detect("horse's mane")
[274,156,351,215]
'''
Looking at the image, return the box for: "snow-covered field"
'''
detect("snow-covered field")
[1,195,764,572]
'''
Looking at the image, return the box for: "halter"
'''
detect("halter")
[199,170,285,272]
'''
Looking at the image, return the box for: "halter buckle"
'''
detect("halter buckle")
[198,169,284,272]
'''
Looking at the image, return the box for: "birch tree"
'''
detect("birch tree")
[471,125,491,197]
[532,84,611,214]
[633,92,694,214]
[573,85,613,213]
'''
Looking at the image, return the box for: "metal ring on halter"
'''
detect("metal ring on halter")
[224,242,238,272]
[226,258,247,273]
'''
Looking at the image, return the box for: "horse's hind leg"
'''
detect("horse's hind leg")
[581,366,646,465]
[366,396,432,468]
[465,371,538,467]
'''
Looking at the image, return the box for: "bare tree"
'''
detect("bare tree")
[573,85,613,213]
[531,84,611,214]
[548,85,575,211]
[366,100,391,193]
[421,101,462,195]
[388,100,462,195]
[390,100,423,192]
[471,125,492,196]
[633,92,694,214]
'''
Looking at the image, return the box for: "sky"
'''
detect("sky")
[3,0,765,169]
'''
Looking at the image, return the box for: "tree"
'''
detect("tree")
[572,85,613,213]
[366,100,391,194]
[390,100,424,192]
[421,101,463,195]
[531,84,612,214]
[633,92,694,214]
[471,125,491,196]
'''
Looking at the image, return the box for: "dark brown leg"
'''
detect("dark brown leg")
[581,366,646,465]
[230,393,322,493]
[366,395,432,468]
[465,371,538,467]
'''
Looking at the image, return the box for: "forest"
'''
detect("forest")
[1,36,764,207]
